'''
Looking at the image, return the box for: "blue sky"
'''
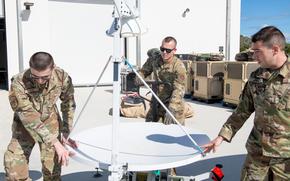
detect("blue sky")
[241,0,290,43]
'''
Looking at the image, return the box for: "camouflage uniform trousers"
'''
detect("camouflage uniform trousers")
[145,101,185,125]
[241,153,290,181]
[4,121,62,181]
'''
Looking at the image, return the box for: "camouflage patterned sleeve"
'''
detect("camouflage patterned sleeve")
[60,74,76,135]
[218,82,255,142]
[135,58,154,85]
[9,79,58,145]
[168,61,187,113]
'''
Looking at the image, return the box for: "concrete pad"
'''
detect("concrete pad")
[0,87,254,180]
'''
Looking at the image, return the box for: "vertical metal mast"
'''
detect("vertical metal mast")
[108,1,140,180]
[109,2,122,181]
[135,0,141,67]
[225,0,231,61]
[16,0,24,72]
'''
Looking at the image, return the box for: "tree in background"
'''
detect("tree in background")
[240,35,251,52]
[286,44,290,56]
[240,35,290,55]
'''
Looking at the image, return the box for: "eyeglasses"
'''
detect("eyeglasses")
[30,73,51,81]
[160,47,175,53]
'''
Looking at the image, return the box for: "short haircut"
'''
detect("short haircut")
[162,36,177,47]
[29,52,54,71]
[251,26,286,50]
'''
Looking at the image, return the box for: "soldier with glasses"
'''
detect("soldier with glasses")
[4,52,77,181]
[137,36,187,125]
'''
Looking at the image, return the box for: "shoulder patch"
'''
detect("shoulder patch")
[9,94,18,110]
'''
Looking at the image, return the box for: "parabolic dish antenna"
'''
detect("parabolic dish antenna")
[68,122,210,171]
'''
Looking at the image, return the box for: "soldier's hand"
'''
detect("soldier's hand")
[164,112,175,125]
[53,140,72,166]
[62,133,78,149]
[201,136,224,153]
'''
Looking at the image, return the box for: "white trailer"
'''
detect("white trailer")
[2,0,241,86]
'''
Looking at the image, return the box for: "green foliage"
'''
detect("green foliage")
[285,43,290,56]
[240,35,290,56]
[240,35,251,52]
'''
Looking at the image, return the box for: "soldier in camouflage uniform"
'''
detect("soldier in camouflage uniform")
[202,26,290,180]
[4,52,77,181]
[138,36,187,125]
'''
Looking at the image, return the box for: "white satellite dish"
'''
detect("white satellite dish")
[68,122,209,171]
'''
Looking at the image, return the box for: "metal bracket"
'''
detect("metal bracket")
[24,2,34,10]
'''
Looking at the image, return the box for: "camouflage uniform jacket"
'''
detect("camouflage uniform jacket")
[139,56,187,112]
[219,61,290,158]
[9,66,76,145]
